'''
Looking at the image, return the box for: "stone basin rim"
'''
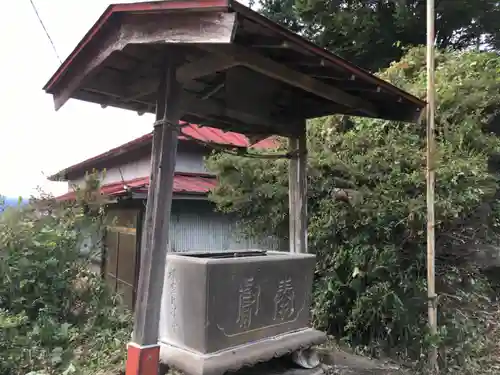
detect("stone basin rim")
[167,250,316,264]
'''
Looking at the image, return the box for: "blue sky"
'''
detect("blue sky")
[0,0,250,199]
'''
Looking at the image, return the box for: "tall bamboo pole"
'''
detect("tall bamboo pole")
[426,0,438,372]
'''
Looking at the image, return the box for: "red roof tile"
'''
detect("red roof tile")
[179,122,250,147]
[55,173,217,201]
[49,123,277,181]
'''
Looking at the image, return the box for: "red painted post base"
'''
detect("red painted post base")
[125,343,160,375]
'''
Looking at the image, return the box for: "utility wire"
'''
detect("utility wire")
[27,0,283,161]
[28,0,284,161]
[29,0,62,63]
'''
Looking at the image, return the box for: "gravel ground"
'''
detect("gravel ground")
[318,347,412,375]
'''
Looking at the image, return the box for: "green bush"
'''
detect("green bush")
[207,48,500,372]
[0,192,131,375]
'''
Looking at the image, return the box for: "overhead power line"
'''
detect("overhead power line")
[29,0,62,63]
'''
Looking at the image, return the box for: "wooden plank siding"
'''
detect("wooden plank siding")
[104,207,142,310]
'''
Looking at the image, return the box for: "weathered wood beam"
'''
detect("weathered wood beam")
[224,68,283,122]
[199,81,225,100]
[289,136,298,253]
[288,124,308,254]
[48,11,236,111]
[132,51,183,352]
[202,45,378,117]
[120,12,237,45]
[251,41,291,49]
[236,34,294,49]
[297,129,308,254]
[81,87,151,107]
[176,55,238,82]
[83,75,295,134]
[180,91,294,135]
[180,113,254,134]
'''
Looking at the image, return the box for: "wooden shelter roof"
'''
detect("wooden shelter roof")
[43,0,425,137]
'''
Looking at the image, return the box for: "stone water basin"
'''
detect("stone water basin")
[159,250,326,375]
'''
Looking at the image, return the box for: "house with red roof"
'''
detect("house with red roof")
[49,123,279,309]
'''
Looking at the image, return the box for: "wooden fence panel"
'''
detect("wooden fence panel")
[104,208,140,310]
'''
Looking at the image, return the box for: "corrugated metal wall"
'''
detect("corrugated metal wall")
[98,199,281,310]
[169,200,280,252]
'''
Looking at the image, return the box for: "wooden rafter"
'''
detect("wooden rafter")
[201,45,378,117]
[49,12,237,111]
[83,75,296,135]
[176,55,238,82]
[181,91,294,134]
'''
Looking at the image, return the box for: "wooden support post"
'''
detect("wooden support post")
[126,52,183,375]
[288,137,298,253]
[297,130,308,253]
[288,123,308,253]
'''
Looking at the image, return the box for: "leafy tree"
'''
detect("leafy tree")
[207,48,500,370]
[258,0,500,71]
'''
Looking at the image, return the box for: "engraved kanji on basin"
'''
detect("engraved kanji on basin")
[158,250,326,375]
[236,276,260,329]
[274,277,295,321]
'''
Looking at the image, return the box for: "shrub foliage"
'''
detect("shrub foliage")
[207,48,500,372]
[0,185,131,375]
